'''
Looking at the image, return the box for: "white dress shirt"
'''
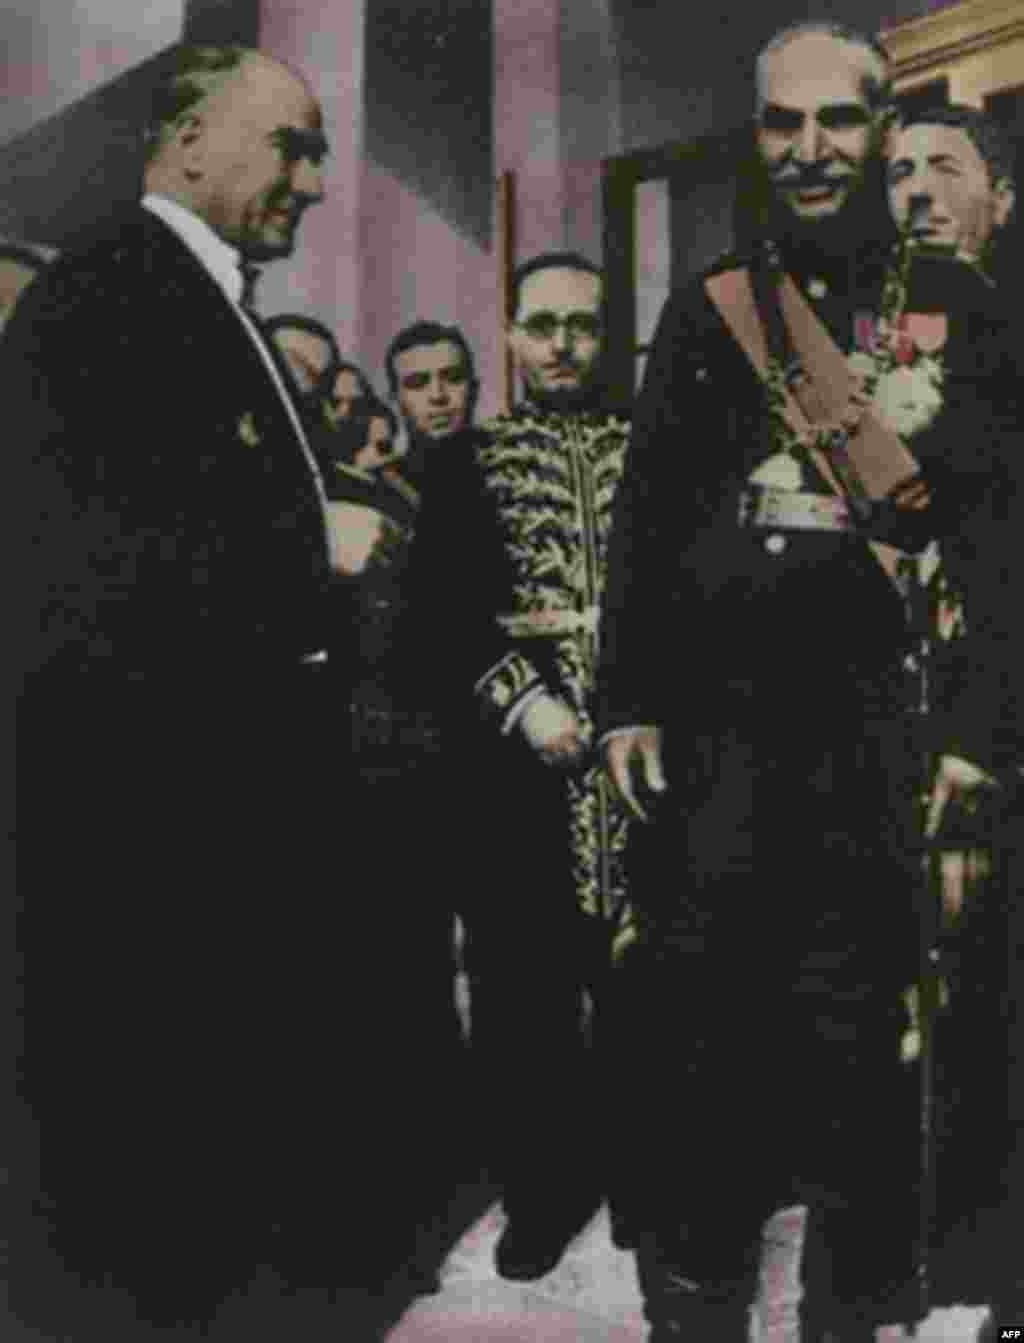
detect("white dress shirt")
[141,193,332,661]
[140,193,327,502]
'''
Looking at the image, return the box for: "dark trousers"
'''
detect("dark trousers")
[449,734,615,1226]
[928,830,1022,1307]
[15,663,382,1309]
[606,713,924,1315]
[346,733,476,1232]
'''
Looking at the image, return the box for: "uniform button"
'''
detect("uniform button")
[764,533,787,555]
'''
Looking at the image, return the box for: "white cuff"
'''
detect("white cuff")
[501,682,547,735]
[473,650,544,730]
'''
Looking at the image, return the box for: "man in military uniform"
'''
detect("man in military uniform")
[412,252,631,1282]
[600,21,1022,1341]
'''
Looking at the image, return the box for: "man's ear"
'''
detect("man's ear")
[174,114,205,181]
[993,177,1016,230]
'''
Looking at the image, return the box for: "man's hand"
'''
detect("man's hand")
[603,726,667,821]
[925,753,998,923]
[324,502,389,576]
[934,849,992,924]
[519,694,586,768]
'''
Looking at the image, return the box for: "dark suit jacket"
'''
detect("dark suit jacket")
[397,425,511,740]
[6,204,334,687]
[6,210,403,1288]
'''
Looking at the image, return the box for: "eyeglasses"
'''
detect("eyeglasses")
[514,312,602,342]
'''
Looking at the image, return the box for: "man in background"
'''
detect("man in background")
[265,311,371,427]
[410,252,632,1285]
[888,100,1023,1338]
[265,310,340,404]
[887,102,1015,282]
[386,319,478,483]
[382,319,479,1042]
[329,357,371,424]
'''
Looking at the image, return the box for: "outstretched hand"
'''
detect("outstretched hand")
[603,726,667,821]
[926,753,999,923]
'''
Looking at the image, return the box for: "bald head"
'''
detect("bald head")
[144,45,327,260]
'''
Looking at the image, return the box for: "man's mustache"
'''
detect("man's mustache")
[770,165,849,191]
[266,187,313,223]
[542,355,581,374]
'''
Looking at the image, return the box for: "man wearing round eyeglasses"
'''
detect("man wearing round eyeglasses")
[508,263,605,412]
[409,251,632,1286]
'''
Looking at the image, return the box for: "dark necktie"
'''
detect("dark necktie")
[238,260,262,312]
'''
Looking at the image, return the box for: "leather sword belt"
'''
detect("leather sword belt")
[738,484,854,533]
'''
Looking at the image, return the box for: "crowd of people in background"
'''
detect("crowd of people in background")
[6,19,1021,1343]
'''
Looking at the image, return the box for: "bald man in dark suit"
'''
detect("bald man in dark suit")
[7,44,389,1321]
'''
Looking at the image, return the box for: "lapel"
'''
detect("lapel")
[251,312,319,427]
[127,207,314,475]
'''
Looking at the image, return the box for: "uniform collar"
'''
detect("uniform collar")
[517,396,610,423]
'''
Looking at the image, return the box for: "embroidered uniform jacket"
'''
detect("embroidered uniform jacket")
[600,244,1023,779]
[410,401,633,919]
